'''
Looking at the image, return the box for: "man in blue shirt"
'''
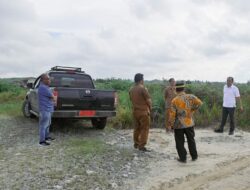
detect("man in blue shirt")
[38,74,55,146]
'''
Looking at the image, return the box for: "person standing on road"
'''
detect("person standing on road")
[164,78,176,129]
[214,76,243,135]
[167,81,202,163]
[38,74,56,146]
[129,73,152,152]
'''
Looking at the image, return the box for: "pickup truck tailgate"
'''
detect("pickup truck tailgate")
[55,88,116,111]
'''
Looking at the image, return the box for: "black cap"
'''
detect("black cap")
[175,80,185,88]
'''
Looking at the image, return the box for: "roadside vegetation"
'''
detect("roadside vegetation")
[0,80,26,116]
[95,78,250,131]
[1,78,250,130]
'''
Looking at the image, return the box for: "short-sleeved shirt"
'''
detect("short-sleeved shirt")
[38,82,54,112]
[164,86,176,109]
[223,84,240,108]
[169,92,202,129]
[129,84,151,115]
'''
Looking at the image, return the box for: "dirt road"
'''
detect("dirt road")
[0,116,250,190]
[133,129,250,190]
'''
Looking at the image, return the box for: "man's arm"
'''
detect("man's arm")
[236,96,243,112]
[164,88,168,101]
[235,87,243,112]
[192,96,203,111]
[166,100,176,132]
[44,87,56,103]
[142,87,152,112]
[146,98,152,112]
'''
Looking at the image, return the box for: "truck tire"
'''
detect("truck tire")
[22,100,35,118]
[91,118,107,129]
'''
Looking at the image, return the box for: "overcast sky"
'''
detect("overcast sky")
[1,0,250,82]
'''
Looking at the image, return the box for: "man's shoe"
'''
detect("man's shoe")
[177,158,187,163]
[229,131,234,135]
[134,144,138,149]
[39,141,50,146]
[139,147,151,152]
[192,157,198,161]
[214,129,223,133]
[46,137,55,141]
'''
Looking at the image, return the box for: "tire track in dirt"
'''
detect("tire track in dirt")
[153,156,250,190]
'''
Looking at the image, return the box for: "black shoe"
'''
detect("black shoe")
[229,131,234,135]
[46,137,55,141]
[139,147,151,152]
[134,144,138,149]
[177,158,187,163]
[214,129,223,133]
[39,141,50,146]
[192,157,198,161]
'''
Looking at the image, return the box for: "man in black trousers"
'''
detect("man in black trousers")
[214,77,243,135]
[167,81,203,163]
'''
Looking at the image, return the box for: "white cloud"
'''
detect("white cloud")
[0,0,250,82]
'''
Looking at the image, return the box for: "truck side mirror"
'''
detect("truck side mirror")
[26,82,34,89]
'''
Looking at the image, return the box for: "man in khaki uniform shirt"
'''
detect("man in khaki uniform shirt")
[164,78,176,129]
[129,73,152,152]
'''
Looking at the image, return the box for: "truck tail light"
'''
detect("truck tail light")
[53,89,58,107]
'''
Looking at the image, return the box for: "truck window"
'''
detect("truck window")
[49,73,94,88]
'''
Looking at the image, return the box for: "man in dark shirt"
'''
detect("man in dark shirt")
[38,74,55,146]
[164,78,176,129]
[129,73,152,151]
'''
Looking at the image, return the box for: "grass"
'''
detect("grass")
[0,101,23,116]
[0,81,26,116]
[65,138,110,158]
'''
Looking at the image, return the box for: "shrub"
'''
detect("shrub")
[0,80,26,116]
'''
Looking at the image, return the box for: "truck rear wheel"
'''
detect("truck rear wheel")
[91,118,107,129]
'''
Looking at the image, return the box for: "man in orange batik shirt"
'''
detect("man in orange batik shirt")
[167,81,202,163]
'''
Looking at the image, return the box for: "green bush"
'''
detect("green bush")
[1,78,250,130]
[95,79,250,130]
[0,80,26,116]
[95,78,132,91]
[110,105,133,129]
[0,81,23,93]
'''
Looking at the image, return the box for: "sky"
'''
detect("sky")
[1,0,250,82]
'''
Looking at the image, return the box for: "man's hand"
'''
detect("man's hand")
[51,95,57,106]
[240,106,243,112]
[237,97,243,113]
[52,95,56,102]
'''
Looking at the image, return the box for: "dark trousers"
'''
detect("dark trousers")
[219,107,235,132]
[174,127,197,161]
